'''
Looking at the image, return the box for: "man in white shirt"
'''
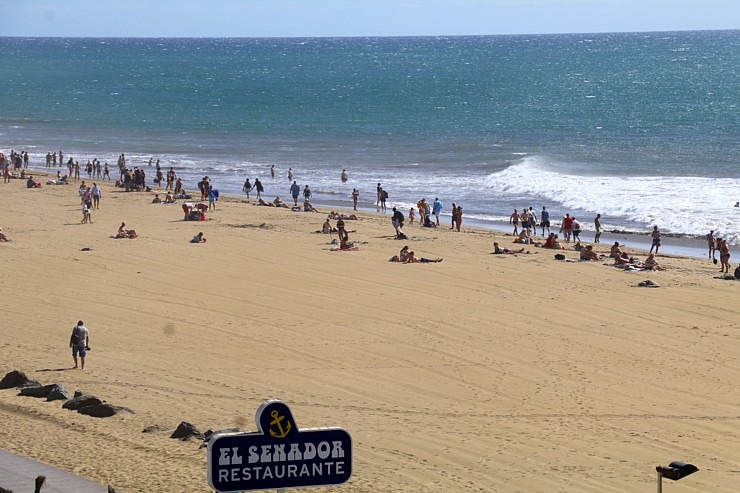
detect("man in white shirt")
[70,320,90,370]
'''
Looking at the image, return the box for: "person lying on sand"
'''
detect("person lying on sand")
[644,253,665,270]
[328,211,358,220]
[405,251,443,263]
[400,245,442,263]
[579,244,599,261]
[191,232,206,243]
[493,242,525,254]
[0,228,10,242]
[114,222,138,239]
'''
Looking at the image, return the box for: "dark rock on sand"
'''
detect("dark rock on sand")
[78,403,134,418]
[170,421,203,440]
[0,370,31,389]
[637,279,660,288]
[46,384,72,402]
[18,380,43,390]
[19,384,57,398]
[62,395,103,410]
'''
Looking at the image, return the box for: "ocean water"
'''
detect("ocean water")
[1,32,739,241]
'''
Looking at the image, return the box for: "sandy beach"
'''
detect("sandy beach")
[2,175,740,492]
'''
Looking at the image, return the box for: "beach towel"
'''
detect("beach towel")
[330,247,359,252]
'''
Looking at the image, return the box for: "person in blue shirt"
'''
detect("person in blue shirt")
[208,186,219,211]
[290,181,300,206]
[432,198,443,226]
[540,206,551,237]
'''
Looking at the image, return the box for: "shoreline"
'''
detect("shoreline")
[22,165,718,261]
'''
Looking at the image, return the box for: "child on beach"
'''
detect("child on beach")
[409,207,415,224]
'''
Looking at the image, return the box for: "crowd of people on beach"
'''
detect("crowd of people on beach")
[4,150,740,276]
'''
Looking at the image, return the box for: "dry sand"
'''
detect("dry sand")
[1,176,739,492]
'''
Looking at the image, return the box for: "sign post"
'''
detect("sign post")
[207,400,352,492]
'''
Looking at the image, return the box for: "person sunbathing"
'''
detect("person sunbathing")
[303,200,319,213]
[493,242,525,254]
[610,241,623,258]
[0,228,10,242]
[115,222,138,238]
[321,219,336,234]
[404,251,443,263]
[516,229,531,244]
[644,253,665,270]
[152,194,162,204]
[164,192,175,203]
[191,232,207,243]
[580,244,599,260]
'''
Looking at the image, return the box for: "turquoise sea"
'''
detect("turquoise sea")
[1,32,739,241]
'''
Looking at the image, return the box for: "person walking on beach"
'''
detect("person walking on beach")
[718,238,731,273]
[432,198,443,226]
[649,225,661,254]
[303,185,312,202]
[528,207,538,234]
[103,162,110,181]
[376,183,382,206]
[352,188,359,211]
[594,214,602,243]
[510,209,520,235]
[561,214,573,242]
[242,178,252,199]
[417,198,427,226]
[69,320,90,370]
[253,178,264,200]
[208,186,219,210]
[290,181,300,206]
[706,230,716,260]
[379,188,388,213]
[455,205,463,232]
[91,182,101,209]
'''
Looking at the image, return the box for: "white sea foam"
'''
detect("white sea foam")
[484,156,740,244]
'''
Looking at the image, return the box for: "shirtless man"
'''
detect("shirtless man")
[649,225,661,255]
[510,209,520,235]
[352,188,359,211]
[594,214,602,243]
[520,208,530,234]
[580,245,599,261]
